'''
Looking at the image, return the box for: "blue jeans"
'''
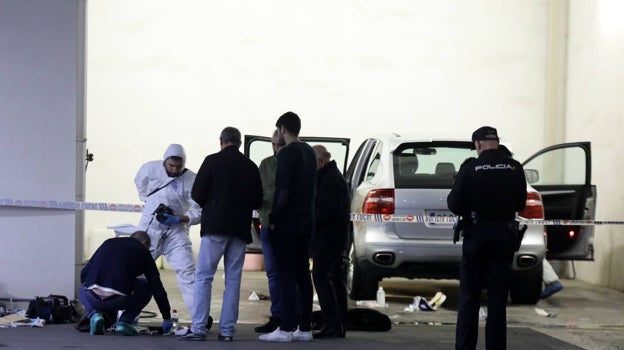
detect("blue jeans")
[191,234,246,337]
[78,278,151,324]
[260,226,281,319]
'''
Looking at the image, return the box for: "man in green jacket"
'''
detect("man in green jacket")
[255,129,285,333]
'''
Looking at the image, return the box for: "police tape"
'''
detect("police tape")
[0,198,143,213]
[348,213,624,226]
[3,198,624,226]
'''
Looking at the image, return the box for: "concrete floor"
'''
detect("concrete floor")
[154,266,624,349]
[1,267,624,349]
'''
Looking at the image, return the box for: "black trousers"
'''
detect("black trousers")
[270,218,314,332]
[456,222,515,350]
[312,249,348,330]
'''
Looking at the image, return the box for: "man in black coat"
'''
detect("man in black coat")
[178,126,262,342]
[311,145,350,339]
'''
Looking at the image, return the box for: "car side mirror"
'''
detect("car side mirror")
[524,169,539,184]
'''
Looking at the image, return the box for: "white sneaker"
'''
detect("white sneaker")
[293,327,313,342]
[259,328,293,342]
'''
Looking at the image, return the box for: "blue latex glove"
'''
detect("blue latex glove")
[162,213,181,226]
[162,319,173,334]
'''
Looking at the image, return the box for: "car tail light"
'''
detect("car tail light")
[518,190,544,219]
[362,189,395,214]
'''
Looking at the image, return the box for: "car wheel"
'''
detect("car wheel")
[509,260,543,305]
[348,243,379,300]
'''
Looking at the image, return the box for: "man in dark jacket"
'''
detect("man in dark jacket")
[179,126,262,342]
[79,230,172,336]
[311,145,350,339]
[259,112,317,342]
[447,126,527,350]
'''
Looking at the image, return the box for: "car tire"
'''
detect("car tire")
[348,244,379,300]
[509,260,543,305]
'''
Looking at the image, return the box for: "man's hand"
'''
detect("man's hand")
[162,319,174,334]
[162,213,181,226]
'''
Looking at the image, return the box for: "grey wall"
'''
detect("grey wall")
[0,0,86,298]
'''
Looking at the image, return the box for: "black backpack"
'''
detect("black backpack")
[312,308,392,332]
[26,295,80,324]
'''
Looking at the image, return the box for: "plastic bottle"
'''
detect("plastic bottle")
[171,309,179,329]
[376,286,386,307]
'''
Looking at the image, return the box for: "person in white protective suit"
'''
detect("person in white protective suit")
[135,144,201,319]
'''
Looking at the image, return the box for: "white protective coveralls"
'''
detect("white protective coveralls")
[135,144,201,318]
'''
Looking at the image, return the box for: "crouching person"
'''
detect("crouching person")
[78,230,173,336]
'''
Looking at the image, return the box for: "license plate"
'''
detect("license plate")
[424,210,457,225]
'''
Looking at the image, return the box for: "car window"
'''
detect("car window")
[365,152,381,181]
[393,141,475,189]
[245,136,350,173]
[247,140,273,167]
[523,146,586,185]
[345,140,368,184]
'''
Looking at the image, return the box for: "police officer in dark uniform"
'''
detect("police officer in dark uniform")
[447,126,527,350]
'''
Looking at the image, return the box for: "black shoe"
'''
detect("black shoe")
[255,316,281,333]
[218,333,234,341]
[313,325,343,339]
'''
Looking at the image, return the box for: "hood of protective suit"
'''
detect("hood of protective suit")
[163,144,186,162]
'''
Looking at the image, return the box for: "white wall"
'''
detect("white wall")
[1,0,620,295]
[84,0,549,258]
[566,0,624,290]
[0,0,86,298]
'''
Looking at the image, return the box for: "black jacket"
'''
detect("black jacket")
[80,237,171,319]
[192,145,263,243]
[312,160,350,255]
[447,148,526,221]
[269,142,317,225]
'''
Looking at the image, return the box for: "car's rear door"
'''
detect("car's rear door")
[522,142,596,260]
[244,135,351,173]
[243,134,350,252]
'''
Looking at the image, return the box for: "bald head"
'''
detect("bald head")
[313,145,331,170]
[271,129,285,156]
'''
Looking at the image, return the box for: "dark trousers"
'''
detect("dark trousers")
[312,250,348,331]
[270,219,313,332]
[456,223,515,350]
[78,278,152,324]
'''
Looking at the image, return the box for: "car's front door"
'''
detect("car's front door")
[522,142,596,260]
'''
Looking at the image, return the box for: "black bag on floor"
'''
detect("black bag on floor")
[26,295,80,324]
[346,308,392,332]
[312,308,392,332]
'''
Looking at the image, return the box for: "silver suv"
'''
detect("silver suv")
[346,135,595,305]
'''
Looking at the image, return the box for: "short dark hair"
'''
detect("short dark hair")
[130,230,151,248]
[275,111,301,136]
[220,126,242,146]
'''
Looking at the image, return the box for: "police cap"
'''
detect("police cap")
[471,126,499,149]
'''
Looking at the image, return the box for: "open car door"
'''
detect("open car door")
[522,142,596,260]
[243,134,351,253]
